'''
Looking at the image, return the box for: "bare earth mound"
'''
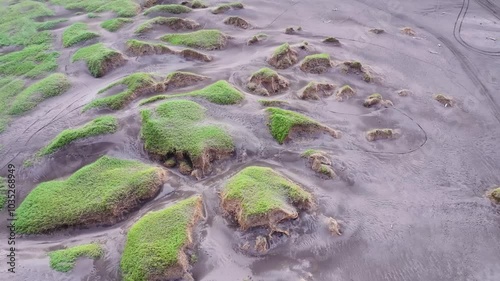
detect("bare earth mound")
[247,68,289,96]
[267,43,298,69]
[299,82,336,100]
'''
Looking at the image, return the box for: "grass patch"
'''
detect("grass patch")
[302,53,330,62]
[0,44,59,78]
[50,0,140,17]
[211,2,244,14]
[221,166,312,229]
[38,116,118,156]
[135,17,199,33]
[141,100,234,160]
[0,0,54,47]
[37,19,68,31]
[100,18,133,32]
[0,177,7,210]
[9,73,71,116]
[120,195,202,281]
[62,23,99,47]
[142,80,243,105]
[265,107,321,144]
[15,156,166,234]
[273,43,290,56]
[0,77,25,132]
[143,4,192,15]
[161,29,227,50]
[72,43,125,77]
[191,0,208,8]
[48,243,103,272]
[84,72,162,111]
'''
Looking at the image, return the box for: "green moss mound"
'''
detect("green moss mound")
[62,23,99,47]
[144,4,192,15]
[141,100,234,176]
[221,166,313,230]
[141,80,244,105]
[211,2,244,14]
[0,177,7,210]
[15,156,166,234]
[0,77,25,132]
[161,29,228,50]
[51,0,140,17]
[266,107,336,144]
[9,73,71,116]
[121,195,203,281]
[38,116,118,156]
[72,43,125,77]
[49,243,103,272]
[135,17,199,33]
[0,1,54,47]
[101,18,133,32]
[0,44,59,78]
[84,72,164,111]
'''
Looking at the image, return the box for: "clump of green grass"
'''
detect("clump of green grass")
[273,43,291,56]
[120,195,203,281]
[0,77,25,132]
[141,80,244,105]
[221,166,312,230]
[265,107,323,144]
[0,177,7,210]
[84,72,162,111]
[36,19,68,31]
[72,43,125,77]
[143,4,192,15]
[161,29,228,50]
[141,100,234,163]
[50,0,141,17]
[100,18,133,32]
[191,0,208,9]
[0,1,54,47]
[211,2,244,14]
[15,156,166,234]
[300,53,332,74]
[48,243,103,272]
[301,148,320,157]
[135,17,199,33]
[0,44,59,78]
[62,23,99,47]
[87,12,100,18]
[9,73,71,116]
[38,116,118,156]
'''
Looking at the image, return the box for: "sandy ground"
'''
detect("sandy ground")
[0,0,499,280]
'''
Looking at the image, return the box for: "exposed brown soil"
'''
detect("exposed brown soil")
[401,27,416,36]
[322,37,341,45]
[223,16,250,29]
[369,28,385,34]
[247,71,289,96]
[306,151,336,178]
[341,61,372,82]
[397,89,412,97]
[434,94,454,107]
[126,43,174,56]
[178,49,213,62]
[287,124,341,142]
[363,93,393,108]
[267,44,298,69]
[95,53,127,78]
[163,18,201,31]
[366,128,398,142]
[298,82,336,100]
[326,217,342,236]
[335,85,356,101]
[165,72,208,88]
[254,236,268,254]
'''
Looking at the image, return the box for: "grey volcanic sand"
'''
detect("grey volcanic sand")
[1,0,500,280]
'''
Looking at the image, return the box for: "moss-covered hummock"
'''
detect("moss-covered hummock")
[0,177,7,210]
[363,93,393,108]
[161,29,228,50]
[365,128,397,142]
[265,107,340,144]
[84,72,165,111]
[211,2,244,14]
[140,80,244,105]
[9,73,71,116]
[72,43,126,77]
[38,116,118,156]
[62,23,99,47]
[487,187,500,203]
[224,16,250,29]
[335,85,356,102]
[165,71,208,88]
[302,150,336,178]
[121,195,203,281]
[101,18,133,32]
[300,53,332,74]
[49,243,103,272]
[341,61,372,82]
[15,156,166,234]
[141,100,234,177]
[0,44,59,78]
[144,4,192,15]
[247,33,268,45]
[298,82,336,100]
[126,40,174,56]
[221,166,313,230]
[50,0,141,17]
[136,17,200,33]
[247,68,289,96]
[267,43,298,69]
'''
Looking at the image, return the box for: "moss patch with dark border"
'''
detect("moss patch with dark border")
[15,156,167,234]
[62,23,99,47]
[72,43,126,77]
[120,195,203,281]
[221,166,313,230]
[161,29,228,50]
[211,2,244,14]
[143,4,192,15]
